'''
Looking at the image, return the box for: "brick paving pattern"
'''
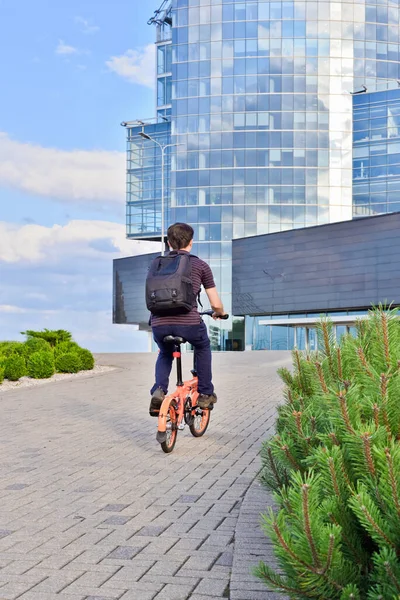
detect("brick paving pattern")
[0,351,291,599]
[231,480,288,600]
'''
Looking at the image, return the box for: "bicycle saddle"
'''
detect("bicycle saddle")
[163,335,186,345]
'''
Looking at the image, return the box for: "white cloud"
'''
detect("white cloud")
[0,133,125,205]
[106,45,155,89]
[75,16,100,34]
[0,305,27,314]
[0,220,155,264]
[56,40,79,55]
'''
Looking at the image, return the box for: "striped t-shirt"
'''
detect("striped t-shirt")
[151,251,215,327]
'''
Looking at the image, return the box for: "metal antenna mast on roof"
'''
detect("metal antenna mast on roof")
[147,0,172,26]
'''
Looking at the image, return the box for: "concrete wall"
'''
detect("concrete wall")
[113,252,159,329]
[232,212,400,316]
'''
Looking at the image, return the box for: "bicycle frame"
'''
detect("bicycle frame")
[156,342,199,443]
[154,311,228,449]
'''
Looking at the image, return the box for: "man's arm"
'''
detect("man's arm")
[205,287,225,319]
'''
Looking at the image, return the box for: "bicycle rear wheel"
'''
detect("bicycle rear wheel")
[161,405,178,453]
[189,408,210,437]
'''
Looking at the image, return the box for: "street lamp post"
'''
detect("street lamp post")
[139,132,180,257]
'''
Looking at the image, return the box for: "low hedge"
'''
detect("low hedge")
[27,351,55,379]
[24,337,52,357]
[55,352,82,373]
[54,341,81,357]
[0,366,4,384]
[0,341,25,357]
[4,355,27,381]
[0,331,95,382]
[77,348,95,370]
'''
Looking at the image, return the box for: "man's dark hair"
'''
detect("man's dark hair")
[167,223,194,250]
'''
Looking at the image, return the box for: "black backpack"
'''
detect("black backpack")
[146,252,196,316]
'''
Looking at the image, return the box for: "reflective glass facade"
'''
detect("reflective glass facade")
[353,88,400,216]
[123,0,400,351]
[126,121,171,238]
[154,1,173,120]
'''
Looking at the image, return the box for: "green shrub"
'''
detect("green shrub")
[21,329,72,347]
[54,341,81,357]
[27,351,55,379]
[23,337,52,357]
[76,348,95,370]
[0,341,25,357]
[4,355,27,381]
[55,352,82,373]
[0,366,4,384]
[256,307,400,599]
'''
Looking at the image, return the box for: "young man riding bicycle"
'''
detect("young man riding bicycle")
[146,222,226,416]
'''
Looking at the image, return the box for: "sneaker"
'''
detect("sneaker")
[197,393,217,409]
[149,387,165,416]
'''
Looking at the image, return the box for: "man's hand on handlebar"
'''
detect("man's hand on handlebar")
[199,310,229,320]
[212,311,227,320]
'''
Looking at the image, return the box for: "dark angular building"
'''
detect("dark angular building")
[232,211,400,350]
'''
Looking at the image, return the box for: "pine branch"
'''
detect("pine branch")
[294,411,304,437]
[328,432,341,446]
[328,513,366,569]
[311,416,317,435]
[302,483,321,569]
[380,311,391,371]
[385,447,400,522]
[373,404,380,430]
[254,561,316,598]
[356,347,374,379]
[288,388,294,405]
[316,362,329,393]
[337,348,343,380]
[337,391,356,435]
[268,446,283,488]
[384,560,400,593]
[321,321,335,378]
[351,491,396,550]
[328,457,341,498]
[361,433,376,479]
[360,504,393,547]
[380,374,392,438]
[282,444,302,470]
[321,534,335,575]
[272,520,312,571]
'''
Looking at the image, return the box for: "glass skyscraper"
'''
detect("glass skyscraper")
[123,0,400,351]
[353,87,400,216]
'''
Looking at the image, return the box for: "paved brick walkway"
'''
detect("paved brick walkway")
[231,480,288,600]
[0,351,291,599]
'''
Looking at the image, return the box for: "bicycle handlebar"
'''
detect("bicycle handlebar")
[199,310,229,320]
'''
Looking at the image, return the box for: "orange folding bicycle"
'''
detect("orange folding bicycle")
[155,310,229,453]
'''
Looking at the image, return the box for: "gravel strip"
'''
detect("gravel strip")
[0,364,115,393]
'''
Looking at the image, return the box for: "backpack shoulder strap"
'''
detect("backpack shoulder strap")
[186,254,203,308]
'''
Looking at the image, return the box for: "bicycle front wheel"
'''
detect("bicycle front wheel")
[161,405,178,453]
[189,408,210,437]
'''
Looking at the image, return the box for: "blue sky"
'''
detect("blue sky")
[0,0,159,351]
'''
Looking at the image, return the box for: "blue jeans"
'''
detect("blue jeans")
[151,321,214,396]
